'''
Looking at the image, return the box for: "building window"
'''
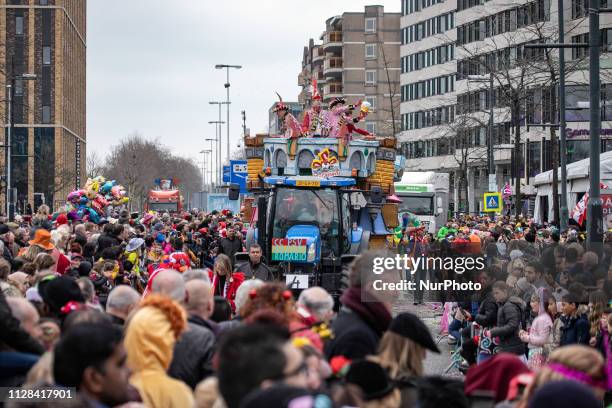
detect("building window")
[365,96,376,109]
[43,46,51,65]
[365,44,377,59]
[42,106,51,124]
[366,122,377,134]
[39,0,48,4]
[14,79,23,96]
[365,70,376,85]
[365,18,377,33]
[15,17,24,35]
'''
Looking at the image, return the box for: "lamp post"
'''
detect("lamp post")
[5,71,36,220]
[214,64,242,172]
[209,101,229,184]
[204,137,217,188]
[208,120,225,187]
[199,150,212,192]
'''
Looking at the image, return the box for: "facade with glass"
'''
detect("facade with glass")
[399,0,612,214]
[1,0,86,213]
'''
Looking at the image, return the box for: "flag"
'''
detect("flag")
[502,183,512,198]
[571,193,588,225]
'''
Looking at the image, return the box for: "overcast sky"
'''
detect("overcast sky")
[86,0,399,169]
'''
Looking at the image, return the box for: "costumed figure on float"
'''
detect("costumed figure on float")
[273,92,304,159]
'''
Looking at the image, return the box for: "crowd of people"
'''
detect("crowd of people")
[1,206,612,407]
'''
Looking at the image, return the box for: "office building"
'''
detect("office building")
[398,0,612,217]
[1,0,86,213]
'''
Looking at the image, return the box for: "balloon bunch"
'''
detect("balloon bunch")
[65,176,129,224]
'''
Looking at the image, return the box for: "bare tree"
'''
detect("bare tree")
[377,36,401,137]
[100,132,203,211]
[86,151,104,179]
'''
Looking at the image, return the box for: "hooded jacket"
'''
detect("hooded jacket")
[124,299,194,408]
[490,296,526,355]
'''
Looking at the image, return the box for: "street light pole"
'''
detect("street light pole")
[467,74,496,192]
[558,0,569,232]
[587,0,603,248]
[204,137,217,188]
[215,64,242,174]
[6,82,12,220]
[208,120,225,188]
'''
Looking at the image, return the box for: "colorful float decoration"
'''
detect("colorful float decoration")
[311,148,340,178]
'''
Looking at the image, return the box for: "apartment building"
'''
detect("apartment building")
[1,0,86,213]
[298,5,401,137]
[398,0,612,216]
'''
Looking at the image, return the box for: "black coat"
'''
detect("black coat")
[168,322,215,389]
[325,307,380,360]
[490,296,525,355]
[475,290,498,328]
[218,237,243,266]
[236,261,274,281]
[560,314,590,346]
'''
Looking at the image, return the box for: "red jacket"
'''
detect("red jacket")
[209,271,245,313]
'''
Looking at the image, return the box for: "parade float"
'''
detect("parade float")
[230,81,403,299]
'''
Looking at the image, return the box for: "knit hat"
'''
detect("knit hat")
[345,360,395,401]
[527,380,600,408]
[38,276,84,314]
[0,224,9,235]
[388,312,440,352]
[55,213,68,226]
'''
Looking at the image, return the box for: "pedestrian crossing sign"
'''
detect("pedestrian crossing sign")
[483,192,503,213]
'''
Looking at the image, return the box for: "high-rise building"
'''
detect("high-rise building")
[299,5,401,137]
[399,0,612,216]
[0,0,86,213]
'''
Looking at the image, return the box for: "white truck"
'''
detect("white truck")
[394,172,450,234]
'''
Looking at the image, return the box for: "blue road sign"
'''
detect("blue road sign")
[230,160,248,194]
[483,192,502,213]
[222,166,231,183]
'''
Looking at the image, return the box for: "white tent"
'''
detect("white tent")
[533,151,612,223]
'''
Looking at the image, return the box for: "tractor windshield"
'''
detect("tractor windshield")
[272,187,340,256]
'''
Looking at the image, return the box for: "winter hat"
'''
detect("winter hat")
[388,312,440,352]
[39,276,84,314]
[516,277,535,294]
[509,250,524,261]
[345,360,395,401]
[0,224,10,235]
[155,233,165,244]
[465,353,529,402]
[77,261,92,277]
[55,213,69,226]
[527,380,600,408]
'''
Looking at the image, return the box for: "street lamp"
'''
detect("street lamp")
[208,120,225,187]
[6,71,37,220]
[199,150,212,192]
[204,137,217,188]
[214,64,242,174]
[209,101,229,186]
